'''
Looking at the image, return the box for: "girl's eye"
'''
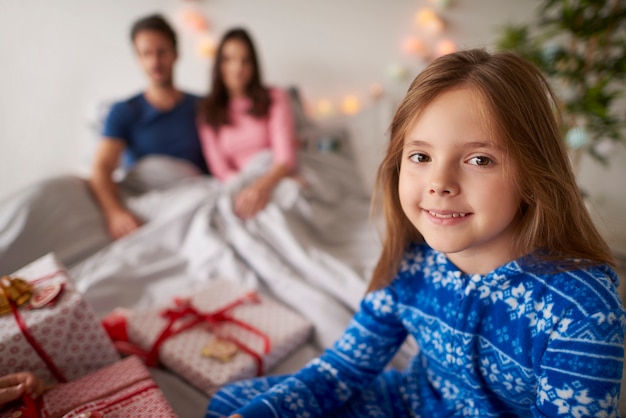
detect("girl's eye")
[409,153,431,163]
[468,156,492,166]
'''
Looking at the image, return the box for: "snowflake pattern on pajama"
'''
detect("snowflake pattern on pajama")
[206,243,626,417]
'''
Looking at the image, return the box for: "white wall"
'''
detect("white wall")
[1,0,625,256]
[579,147,626,259]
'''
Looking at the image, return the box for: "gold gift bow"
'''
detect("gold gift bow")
[0,275,33,315]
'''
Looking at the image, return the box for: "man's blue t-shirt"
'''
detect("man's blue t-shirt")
[102,92,209,174]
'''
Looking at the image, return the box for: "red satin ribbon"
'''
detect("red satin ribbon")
[5,270,69,383]
[145,291,271,376]
[4,270,68,418]
[7,298,67,383]
[28,270,66,286]
[21,393,41,418]
[11,269,66,311]
[18,380,159,418]
[68,381,157,417]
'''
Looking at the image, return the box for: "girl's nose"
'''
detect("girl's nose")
[428,165,459,196]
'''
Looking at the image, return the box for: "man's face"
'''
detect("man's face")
[133,30,177,87]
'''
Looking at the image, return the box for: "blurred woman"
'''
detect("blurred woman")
[197,28,297,219]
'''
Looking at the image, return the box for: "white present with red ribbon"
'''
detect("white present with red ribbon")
[0,253,120,385]
[119,279,313,395]
[1,355,177,418]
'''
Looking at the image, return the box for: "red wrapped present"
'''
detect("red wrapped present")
[1,355,177,418]
[0,254,120,385]
[123,279,313,395]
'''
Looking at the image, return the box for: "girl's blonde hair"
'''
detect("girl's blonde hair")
[369,48,614,291]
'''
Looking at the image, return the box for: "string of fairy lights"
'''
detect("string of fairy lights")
[175,1,457,119]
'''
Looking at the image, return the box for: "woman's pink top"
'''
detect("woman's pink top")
[197,87,296,182]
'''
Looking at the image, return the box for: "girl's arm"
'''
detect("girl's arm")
[231,286,408,417]
[532,305,625,416]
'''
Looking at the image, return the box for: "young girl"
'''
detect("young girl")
[197,28,297,220]
[206,49,626,417]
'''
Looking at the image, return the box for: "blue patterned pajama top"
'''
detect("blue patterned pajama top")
[207,243,626,417]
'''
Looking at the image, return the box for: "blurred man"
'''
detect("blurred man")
[89,14,208,239]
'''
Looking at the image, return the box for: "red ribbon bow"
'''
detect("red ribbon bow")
[5,270,68,384]
[145,291,271,376]
[5,270,67,418]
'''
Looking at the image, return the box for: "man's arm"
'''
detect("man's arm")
[89,139,141,239]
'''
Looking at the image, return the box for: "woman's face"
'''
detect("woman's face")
[220,39,253,97]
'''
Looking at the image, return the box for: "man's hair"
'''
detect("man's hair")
[130,14,177,51]
[368,48,614,292]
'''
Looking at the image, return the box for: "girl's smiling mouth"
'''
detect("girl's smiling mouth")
[423,209,472,224]
[427,210,468,218]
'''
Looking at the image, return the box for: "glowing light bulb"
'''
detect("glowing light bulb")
[386,63,408,81]
[416,8,436,26]
[403,37,428,58]
[341,95,361,115]
[181,10,209,33]
[566,126,589,149]
[428,0,452,10]
[369,83,384,101]
[198,36,217,58]
[316,99,334,118]
[415,8,445,35]
[436,39,457,57]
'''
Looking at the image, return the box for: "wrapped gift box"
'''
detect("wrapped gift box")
[126,279,313,395]
[0,253,120,384]
[1,355,177,418]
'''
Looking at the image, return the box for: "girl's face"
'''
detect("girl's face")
[398,87,520,275]
[220,39,253,97]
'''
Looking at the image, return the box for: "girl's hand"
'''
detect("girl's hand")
[228,415,243,418]
[234,183,271,219]
[0,372,45,407]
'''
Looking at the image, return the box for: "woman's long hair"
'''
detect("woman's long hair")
[368,48,615,292]
[198,28,271,130]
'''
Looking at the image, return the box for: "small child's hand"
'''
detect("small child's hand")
[0,372,45,407]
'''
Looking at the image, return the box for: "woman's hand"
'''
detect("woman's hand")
[105,208,142,239]
[234,162,295,219]
[0,372,45,407]
[234,182,271,219]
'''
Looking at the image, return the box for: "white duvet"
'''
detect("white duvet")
[0,149,393,416]
[70,150,380,348]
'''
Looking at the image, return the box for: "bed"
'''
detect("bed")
[4,97,622,416]
[0,106,419,415]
